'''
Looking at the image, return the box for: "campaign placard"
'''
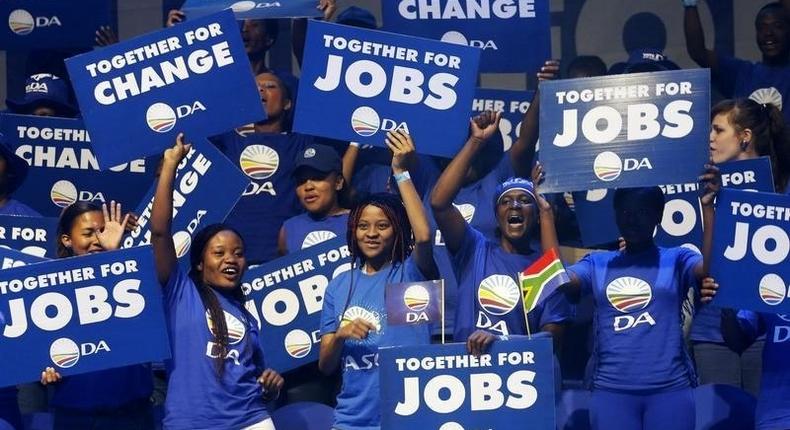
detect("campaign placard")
[0,247,47,269]
[241,237,351,373]
[0,215,57,258]
[711,189,790,313]
[381,0,549,74]
[0,246,171,387]
[572,157,774,248]
[182,0,322,19]
[386,280,443,326]
[123,140,247,269]
[380,337,555,430]
[539,69,710,193]
[1,114,155,217]
[0,0,114,50]
[473,88,534,152]
[293,21,480,158]
[66,10,264,169]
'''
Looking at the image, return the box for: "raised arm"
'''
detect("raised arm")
[292,1,337,68]
[531,163,560,253]
[342,143,360,187]
[695,163,721,280]
[683,2,719,70]
[151,134,192,286]
[511,60,559,178]
[430,111,501,254]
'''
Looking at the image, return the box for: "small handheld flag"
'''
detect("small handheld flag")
[520,249,570,314]
[386,280,445,340]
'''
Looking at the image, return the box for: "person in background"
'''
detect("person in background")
[5,74,78,118]
[0,136,39,216]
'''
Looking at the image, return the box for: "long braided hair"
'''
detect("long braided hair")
[188,223,249,379]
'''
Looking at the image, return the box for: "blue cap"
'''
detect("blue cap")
[294,144,341,175]
[336,6,377,29]
[493,177,536,208]
[623,48,679,73]
[6,74,77,116]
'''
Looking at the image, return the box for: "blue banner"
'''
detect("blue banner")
[539,69,710,193]
[123,140,247,269]
[0,0,114,50]
[473,88,534,152]
[182,0,322,19]
[573,157,775,248]
[379,337,555,430]
[241,237,351,373]
[1,114,155,217]
[381,0,549,74]
[0,215,57,259]
[711,189,790,313]
[65,10,264,169]
[386,280,443,326]
[0,247,47,269]
[0,246,171,387]
[293,21,480,158]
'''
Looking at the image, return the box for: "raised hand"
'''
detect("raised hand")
[95,25,118,47]
[166,9,185,27]
[537,60,560,81]
[318,0,337,21]
[164,133,192,167]
[96,200,130,251]
[386,130,417,174]
[531,162,552,213]
[699,163,721,207]
[470,110,502,142]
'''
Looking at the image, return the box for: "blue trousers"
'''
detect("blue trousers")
[590,387,695,430]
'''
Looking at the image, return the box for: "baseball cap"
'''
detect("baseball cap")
[6,73,77,116]
[294,144,342,175]
[622,48,679,74]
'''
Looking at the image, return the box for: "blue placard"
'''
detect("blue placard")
[1,113,155,217]
[711,189,790,313]
[539,69,711,193]
[65,10,265,169]
[0,247,47,269]
[473,88,534,152]
[123,140,248,269]
[182,0,322,19]
[0,215,57,258]
[381,0,549,74]
[379,337,555,430]
[0,246,171,387]
[0,0,113,50]
[293,21,480,158]
[241,237,351,373]
[573,157,775,248]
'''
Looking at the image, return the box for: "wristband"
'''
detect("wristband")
[682,0,697,7]
[349,141,360,147]
[394,171,411,184]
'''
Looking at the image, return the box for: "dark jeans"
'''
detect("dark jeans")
[693,340,763,397]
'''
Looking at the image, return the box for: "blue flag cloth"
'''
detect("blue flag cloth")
[386,280,443,326]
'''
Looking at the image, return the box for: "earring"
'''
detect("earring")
[740,140,749,151]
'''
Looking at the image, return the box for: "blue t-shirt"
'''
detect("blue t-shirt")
[0,199,41,216]
[451,223,571,342]
[211,131,313,263]
[50,366,153,410]
[319,257,431,430]
[163,268,269,430]
[737,311,790,430]
[716,55,790,123]
[282,212,349,254]
[568,246,700,392]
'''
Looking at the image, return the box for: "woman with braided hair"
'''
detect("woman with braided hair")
[318,131,438,430]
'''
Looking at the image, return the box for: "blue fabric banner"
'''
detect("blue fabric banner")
[472,88,534,152]
[539,69,711,193]
[0,246,170,387]
[381,0,550,74]
[0,247,47,269]
[293,20,480,158]
[379,337,555,430]
[711,189,790,313]
[0,215,57,258]
[1,114,155,217]
[241,237,351,373]
[182,0,322,19]
[65,10,264,169]
[0,0,113,50]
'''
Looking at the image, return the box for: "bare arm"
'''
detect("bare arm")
[318,319,375,374]
[684,5,719,70]
[532,163,559,253]
[695,164,721,280]
[511,60,559,178]
[342,143,360,187]
[292,1,336,68]
[277,226,287,256]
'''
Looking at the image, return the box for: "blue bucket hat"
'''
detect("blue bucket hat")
[493,177,536,208]
[6,74,77,116]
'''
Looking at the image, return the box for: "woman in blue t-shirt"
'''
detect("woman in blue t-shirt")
[149,134,284,430]
[318,131,438,430]
[562,171,720,430]
[40,201,154,430]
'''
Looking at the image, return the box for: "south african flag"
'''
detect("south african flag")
[519,248,570,313]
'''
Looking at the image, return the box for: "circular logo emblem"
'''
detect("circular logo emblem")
[593,151,623,182]
[240,144,279,180]
[759,273,786,306]
[453,203,476,223]
[439,423,465,430]
[749,87,783,111]
[8,9,34,35]
[351,106,381,137]
[50,180,78,207]
[284,329,312,358]
[172,231,192,259]
[301,230,336,249]
[146,103,177,133]
[606,276,653,313]
[404,285,430,312]
[340,306,381,332]
[440,31,468,46]
[205,311,246,345]
[304,147,316,158]
[230,1,256,12]
[50,338,80,368]
[477,274,520,316]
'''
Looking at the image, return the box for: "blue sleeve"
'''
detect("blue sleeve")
[402,255,429,282]
[736,310,764,340]
[714,55,751,98]
[449,223,485,274]
[538,289,573,327]
[163,265,193,308]
[567,254,595,296]
[676,247,702,294]
[492,150,516,182]
[320,278,338,335]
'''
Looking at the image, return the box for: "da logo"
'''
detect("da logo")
[230,1,281,12]
[206,310,247,345]
[240,145,279,180]
[454,203,476,223]
[304,147,316,158]
[49,338,80,368]
[340,306,382,332]
[172,231,192,258]
[284,329,312,359]
[50,180,78,207]
[8,9,34,35]
[478,274,520,315]
[593,151,623,182]
[403,284,430,312]
[759,273,787,306]
[351,106,409,137]
[146,103,177,133]
[301,230,336,249]
[440,31,498,50]
[606,276,652,313]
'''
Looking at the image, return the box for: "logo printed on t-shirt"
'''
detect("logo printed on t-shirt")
[477,274,520,316]
[606,276,652,313]
[205,310,247,345]
[301,230,337,249]
[454,203,476,223]
[239,144,279,180]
